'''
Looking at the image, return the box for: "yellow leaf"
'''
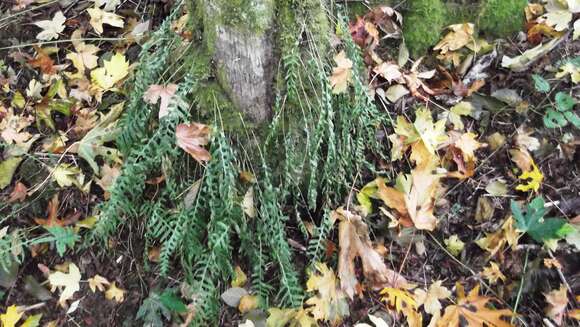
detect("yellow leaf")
[516,161,543,192]
[88,274,110,292]
[0,305,23,327]
[380,287,417,313]
[48,263,81,304]
[329,51,353,94]
[413,107,448,155]
[305,263,349,324]
[238,295,258,314]
[444,234,465,256]
[434,23,475,54]
[481,262,507,284]
[87,7,124,34]
[232,266,248,287]
[555,62,580,84]
[448,102,473,130]
[105,282,126,303]
[20,314,42,327]
[543,10,573,31]
[90,53,129,90]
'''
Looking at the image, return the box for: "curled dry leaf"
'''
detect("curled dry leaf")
[334,208,408,299]
[176,123,211,163]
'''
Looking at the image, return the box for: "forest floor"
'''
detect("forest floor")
[0,1,579,326]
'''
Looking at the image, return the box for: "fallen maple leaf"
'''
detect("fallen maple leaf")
[88,274,110,292]
[414,281,451,326]
[329,51,353,94]
[335,208,408,299]
[105,282,125,302]
[90,53,129,90]
[515,161,543,192]
[438,284,513,327]
[544,285,568,325]
[0,305,22,327]
[87,7,124,34]
[48,262,81,304]
[34,11,66,41]
[381,287,422,326]
[143,84,178,118]
[176,123,211,163]
[94,0,121,11]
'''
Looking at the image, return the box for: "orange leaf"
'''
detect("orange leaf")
[34,194,81,227]
[438,284,513,327]
[8,182,27,203]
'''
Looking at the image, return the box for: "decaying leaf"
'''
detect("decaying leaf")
[438,284,513,327]
[176,123,211,163]
[334,208,408,299]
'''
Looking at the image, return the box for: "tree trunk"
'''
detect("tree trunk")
[201,1,277,124]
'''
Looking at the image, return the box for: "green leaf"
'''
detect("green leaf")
[357,181,378,215]
[555,92,576,112]
[544,109,568,128]
[159,289,187,313]
[45,227,79,257]
[20,314,42,327]
[511,198,572,243]
[532,74,550,93]
[563,111,580,128]
[137,291,171,326]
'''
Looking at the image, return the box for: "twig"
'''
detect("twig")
[511,249,529,324]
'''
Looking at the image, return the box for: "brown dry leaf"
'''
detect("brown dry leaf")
[143,84,178,118]
[446,131,485,179]
[438,284,513,327]
[148,247,160,262]
[34,194,81,227]
[544,285,568,325]
[476,216,521,257]
[376,178,408,216]
[175,123,211,163]
[329,51,353,94]
[334,208,408,300]
[509,148,534,172]
[28,47,56,75]
[8,182,27,203]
